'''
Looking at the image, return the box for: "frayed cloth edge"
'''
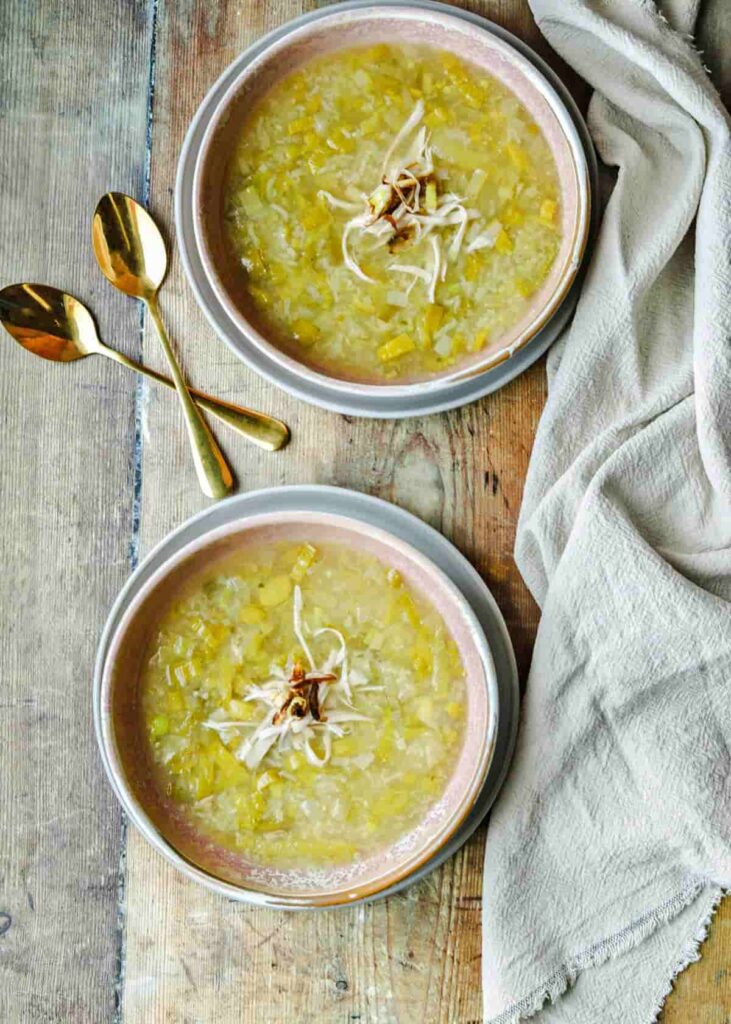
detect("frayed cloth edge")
[648,883,726,1023]
[485,879,725,1024]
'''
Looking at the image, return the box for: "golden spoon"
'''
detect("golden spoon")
[0,283,290,452]
[92,191,233,499]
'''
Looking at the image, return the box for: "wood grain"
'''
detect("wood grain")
[121,4,566,1024]
[0,1,152,1021]
[0,1,728,1022]
[121,1,730,1020]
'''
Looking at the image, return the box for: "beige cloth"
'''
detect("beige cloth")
[482,1,731,1021]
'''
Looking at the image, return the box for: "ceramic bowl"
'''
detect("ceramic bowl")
[192,3,590,398]
[98,510,498,907]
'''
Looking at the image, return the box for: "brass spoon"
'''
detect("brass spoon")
[0,283,290,452]
[92,191,233,499]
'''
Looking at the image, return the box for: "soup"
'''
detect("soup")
[223,43,561,381]
[140,541,466,868]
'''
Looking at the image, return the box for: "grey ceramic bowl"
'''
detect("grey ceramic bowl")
[94,485,521,906]
[97,509,499,907]
[191,3,591,398]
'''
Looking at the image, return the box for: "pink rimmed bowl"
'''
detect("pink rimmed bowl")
[191,3,590,398]
[97,510,498,907]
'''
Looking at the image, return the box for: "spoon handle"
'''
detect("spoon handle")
[146,296,233,499]
[106,348,289,452]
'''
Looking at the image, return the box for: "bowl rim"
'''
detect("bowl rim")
[97,508,499,907]
[191,2,592,398]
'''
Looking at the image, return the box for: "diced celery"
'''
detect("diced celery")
[240,604,267,625]
[287,115,313,137]
[464,254,482,282]
[495,228,514,255]
[415,696,435,725]
[291,543,318,582]
[240,186,265,218]
[502,203,525,227]
[292,319,320,347]
[467,168,488,199]
[377,334,415,362]
[471,329,490,353]
[539,198,557,224]
[258,574,292,607]
[166,689,184,713]
[387,568,402,589]
[505,142,529,172]
[149,714,169,739]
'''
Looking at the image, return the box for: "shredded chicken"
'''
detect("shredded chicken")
[202,586,371,771]
[466,220,502,253]
[326,102,484,295]
[429,237,442,303]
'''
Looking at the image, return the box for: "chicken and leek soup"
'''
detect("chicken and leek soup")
[223,43,561,381]
[141,542,466,868]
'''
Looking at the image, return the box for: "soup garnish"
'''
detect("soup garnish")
[141,542,467,868]
[224,44,561,380]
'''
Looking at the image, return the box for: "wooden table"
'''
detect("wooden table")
[1,2,729,1021]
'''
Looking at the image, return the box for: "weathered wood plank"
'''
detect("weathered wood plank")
[661,899,731,1024]
[0,1,152,1020]
[120,3,572,1023]
[118,2,729,1023]
[0,0,727,1020]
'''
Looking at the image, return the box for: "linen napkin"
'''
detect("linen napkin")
[482,1,731,1021]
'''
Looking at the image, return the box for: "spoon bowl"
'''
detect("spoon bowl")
[0,283,101,362]
[0,283,290,451]
[93,193,167,300]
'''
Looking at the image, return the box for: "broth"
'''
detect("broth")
[224,44,561,380]
[140,541,466,868]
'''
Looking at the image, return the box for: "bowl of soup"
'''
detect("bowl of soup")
[192,5,589,396]
[97,511,497,905]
